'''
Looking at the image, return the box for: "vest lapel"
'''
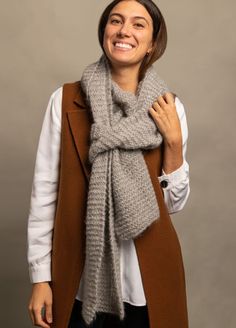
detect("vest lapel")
[66,87,92,183]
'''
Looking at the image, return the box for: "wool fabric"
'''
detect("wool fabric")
[80,54,170,325]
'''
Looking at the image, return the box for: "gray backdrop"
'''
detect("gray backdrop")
[0,0,235,326]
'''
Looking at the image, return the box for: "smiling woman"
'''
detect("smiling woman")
[27,1,190,328]
[99,0,167,82]
[104,4,154,58]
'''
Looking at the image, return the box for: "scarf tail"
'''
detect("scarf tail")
[82,151,125,325]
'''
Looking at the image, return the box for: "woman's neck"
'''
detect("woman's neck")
[111,65,140,94]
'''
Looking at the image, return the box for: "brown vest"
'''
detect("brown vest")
[49,82,189,328]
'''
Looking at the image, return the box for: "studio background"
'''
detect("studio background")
[0,0,235,326]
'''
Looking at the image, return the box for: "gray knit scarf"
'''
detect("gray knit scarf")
[80,54,170,326]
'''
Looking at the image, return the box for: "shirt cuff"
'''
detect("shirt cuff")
[29,262,52,284]
[158,161,188,190]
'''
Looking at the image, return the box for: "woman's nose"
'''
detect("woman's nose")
[117,23,132,37]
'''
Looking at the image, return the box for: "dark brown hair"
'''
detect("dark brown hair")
[98,0,168,81]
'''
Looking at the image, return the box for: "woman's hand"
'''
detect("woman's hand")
[149,92,182,147]
[149,92,183,174]
[28,282,53,327]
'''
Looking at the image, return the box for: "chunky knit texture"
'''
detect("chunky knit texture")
[80,54,170,325]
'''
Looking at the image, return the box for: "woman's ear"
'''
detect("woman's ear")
[147,43,154,54]
[148,39,157,56]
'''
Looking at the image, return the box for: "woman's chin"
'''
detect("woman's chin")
[108,54,140,68]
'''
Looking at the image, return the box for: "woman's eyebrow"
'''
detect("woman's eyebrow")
[109,13,149,25]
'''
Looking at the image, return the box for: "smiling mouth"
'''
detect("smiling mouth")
[113,42,135,50]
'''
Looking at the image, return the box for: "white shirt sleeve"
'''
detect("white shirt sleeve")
[157,96,190,214]
[27,87,62,283]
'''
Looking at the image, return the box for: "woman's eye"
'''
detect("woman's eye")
[135,23,144,28]
[111,19,121,24]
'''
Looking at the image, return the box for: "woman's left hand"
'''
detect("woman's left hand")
[149,92,182,146]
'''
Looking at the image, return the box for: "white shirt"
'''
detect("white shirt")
[27,86,190,306]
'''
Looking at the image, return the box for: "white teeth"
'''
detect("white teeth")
[115,42,133,49]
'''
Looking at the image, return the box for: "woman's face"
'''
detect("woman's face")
[103,0,154,70]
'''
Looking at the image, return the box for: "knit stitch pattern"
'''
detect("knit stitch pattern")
[80,54,170,325]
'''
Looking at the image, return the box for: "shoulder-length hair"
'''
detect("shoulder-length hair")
[98,0,168,81]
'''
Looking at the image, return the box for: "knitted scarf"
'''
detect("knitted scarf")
[80,54,170,325]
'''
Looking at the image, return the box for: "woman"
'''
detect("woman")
[27,0,190,327]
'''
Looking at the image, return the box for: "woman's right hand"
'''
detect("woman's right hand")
[28,282,53,327]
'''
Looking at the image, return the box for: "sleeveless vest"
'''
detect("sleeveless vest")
[49,81,189,328]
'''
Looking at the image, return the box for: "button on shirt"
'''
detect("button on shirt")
[27,86,190,306]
